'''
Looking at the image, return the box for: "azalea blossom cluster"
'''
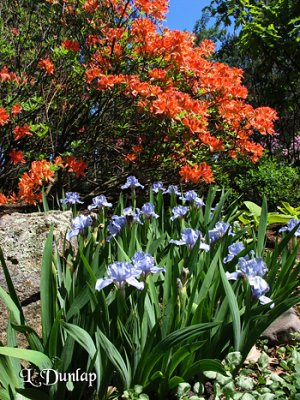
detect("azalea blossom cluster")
[0,0,278,202]
[0,156,87,205]
[80,0,277,178]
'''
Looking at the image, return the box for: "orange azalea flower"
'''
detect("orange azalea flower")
[11,104,22,116]
[53,156,65,168]
[82,0,99,13]
[87,35,103,47]
[134,0,169,20]
[251,107,278,135]
[124,153,137,162]
[8,193,17,203]
[9,149,26,165]
[0,66,11,82]
[179,163,214,184]
[65,156,87,177]
[148,68,167,81]
[197,163,215,183]
[0,107,9,125]
[132,144,143,153]
[239,140,264,162]
[85,67,102,83]
[13,125,32,140]
[0,193,8,204]
[18,160,55,204]
[198,39,215,57]
[38,58,54,74]
[11,27,19,36]
[31,160,55,183]
[62,40,80,52]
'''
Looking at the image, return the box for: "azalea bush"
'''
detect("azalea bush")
[0,177,300,399]
[0,0,278,204]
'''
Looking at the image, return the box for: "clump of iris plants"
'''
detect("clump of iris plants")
[0,176,299,400]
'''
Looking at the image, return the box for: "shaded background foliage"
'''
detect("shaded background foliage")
[192,0,300,207]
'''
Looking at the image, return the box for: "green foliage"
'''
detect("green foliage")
[214,157,300,210]
[200,343,300,399]
[277,202,300,218]
[0,185,299,398]
[238,200,292,228]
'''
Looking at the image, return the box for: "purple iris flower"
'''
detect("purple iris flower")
[170,206,189,221]
[123,207,143,225]
[194,197,205,208]
[132,251,165,275]
[180,190,198,202]
[279,219,300,236]
[209,221,232,243]
[107,215,126,241]
[95,261,144,291]
[163,185,180,196]
[238,256,267,277]
[66,215,93,241]
[223,242,245,263]
[248,276,273,306]
[152,182,164,193]
[60,192,83,205]
[248,276,270,298]
[226,256,273,307]
[170,228,210,251]
[88,195,112,211]
[180,191,205,208]
[141,203,159,219]
[121,176,144,190]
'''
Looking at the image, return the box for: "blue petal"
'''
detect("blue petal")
[126,277,144,290]
[95,278,113,291]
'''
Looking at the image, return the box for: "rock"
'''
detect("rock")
[261,308,300,344]
[0,211,72,345]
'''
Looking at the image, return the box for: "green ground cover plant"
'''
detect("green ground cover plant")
[0,178,299,399]
[175,341,300,399]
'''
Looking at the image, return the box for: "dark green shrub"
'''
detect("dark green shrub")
[214,156,300,210]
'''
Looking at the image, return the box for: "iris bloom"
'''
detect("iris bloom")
[180,190,198,202]
[223,242,245,263]
[163,185,180,196]
[180,191,205,208]
[238,256,267,277]
[170,228,210,251]
[132,251,165,275]
[66,215,93,241]
[170,206,189,221]
[121,176,144,190]
[152,181,164,193]
[279,219,300,236]
[123,207,143,225]
[107,215,126,241]
[209,221,232,243]
[194,198,205,208]
[226,256,273,307]
[61,191,83,205]
[88,195,112,211]
[141,203,159,219]
[95,262,144,291]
